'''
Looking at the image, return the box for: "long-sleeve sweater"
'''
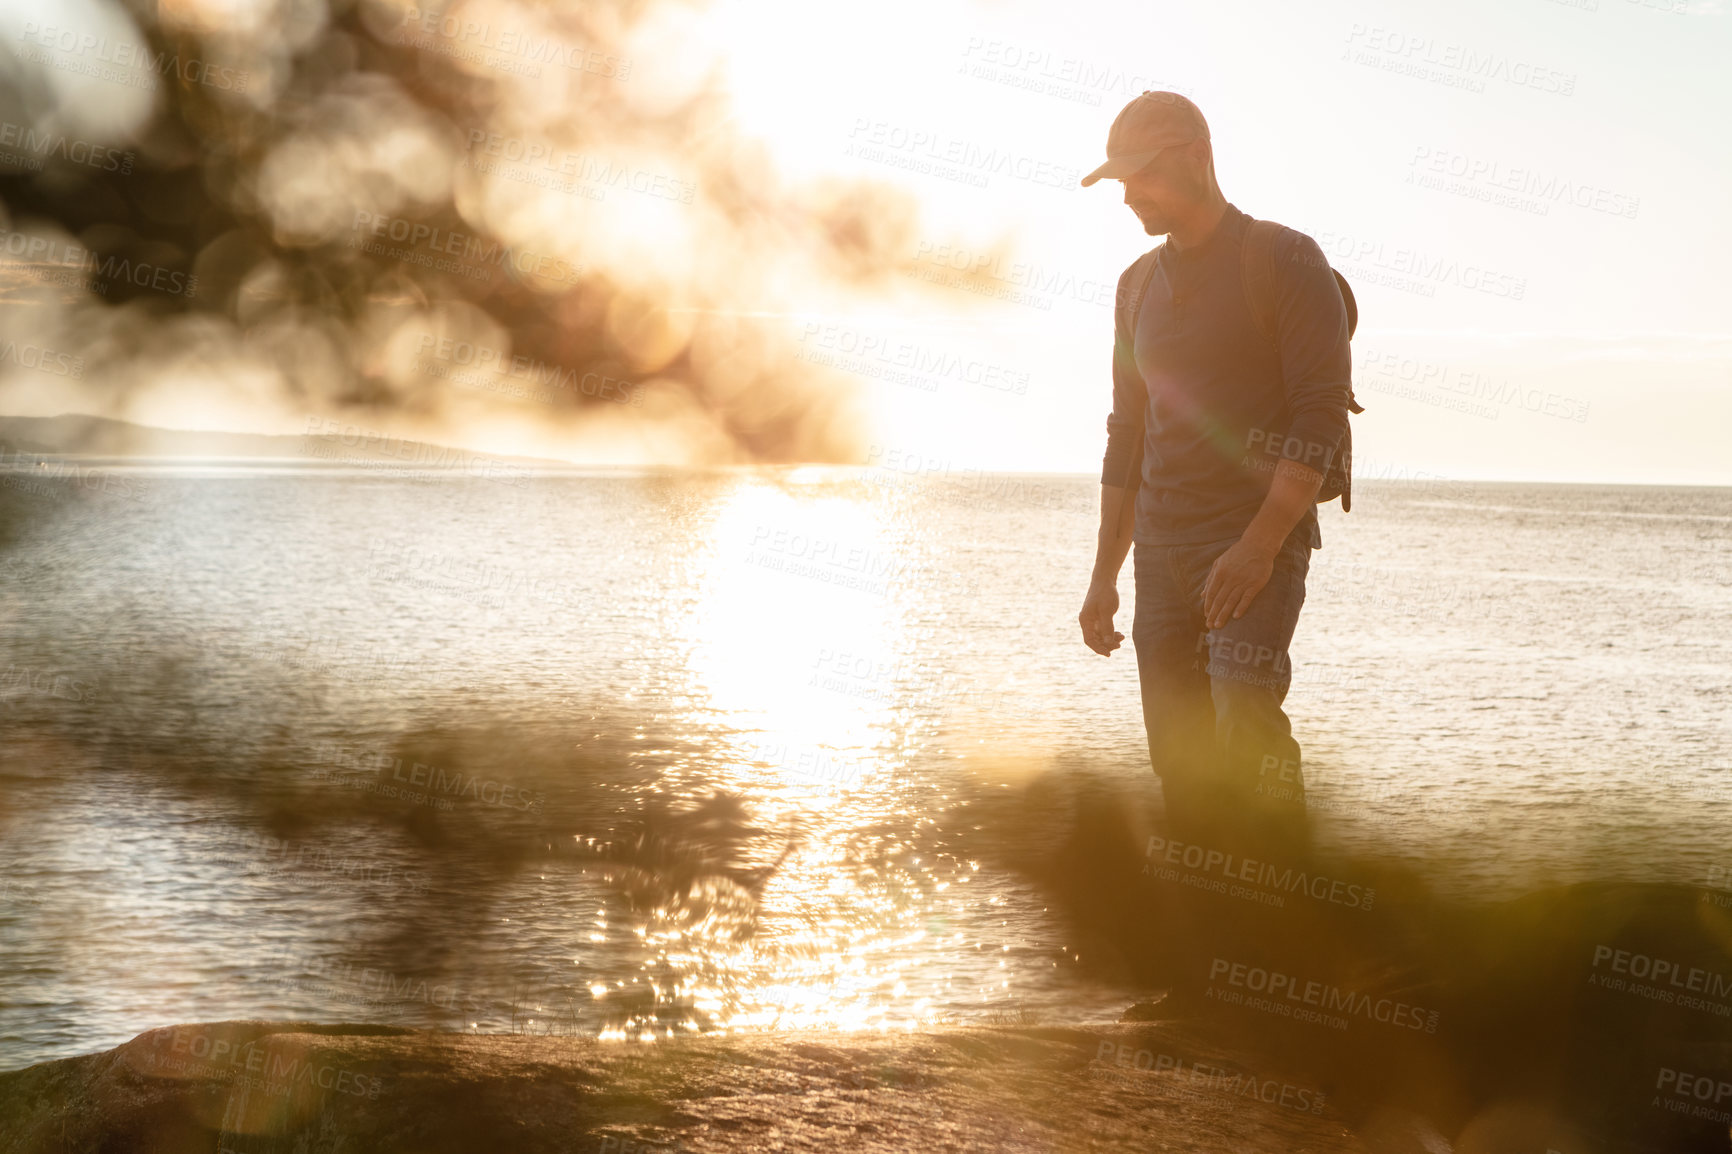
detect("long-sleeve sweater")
[1101,204,1352,548]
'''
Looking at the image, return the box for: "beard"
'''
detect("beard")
[1129,203,1170,237]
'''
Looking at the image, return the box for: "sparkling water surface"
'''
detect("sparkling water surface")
[1,467,1729,1069]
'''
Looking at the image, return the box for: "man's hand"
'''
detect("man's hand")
[1079,581,1125,655]
[1201,538,1276,630]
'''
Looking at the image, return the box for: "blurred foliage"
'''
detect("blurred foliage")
[0,0,923,461]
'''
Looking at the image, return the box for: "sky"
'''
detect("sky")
[709,0,1732,483]
[2,0,1729,483]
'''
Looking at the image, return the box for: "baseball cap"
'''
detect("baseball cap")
[1080,91,1210,187]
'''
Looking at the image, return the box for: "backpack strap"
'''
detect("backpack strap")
[1115,246,1163,346]
[1240,215,1363,511]
[1242,218,1361,348]
[1240,218,1282,347]
[1108,248,1161,524]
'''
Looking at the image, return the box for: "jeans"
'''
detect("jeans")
[1131,529,1312,854]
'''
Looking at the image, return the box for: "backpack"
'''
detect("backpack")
[1117,216,1364,511]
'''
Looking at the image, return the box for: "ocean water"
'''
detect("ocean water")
[1,465,1729,1071]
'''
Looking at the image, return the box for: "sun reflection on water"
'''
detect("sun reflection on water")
[600,475,987,1038]
[686,477,907,784]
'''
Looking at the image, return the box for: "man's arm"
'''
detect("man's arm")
[1080,464,1140,655]
[1080,260,1151,656]
[1200,459,1321,629]
[1092,470,1140,586]
[1200,231,1352,630]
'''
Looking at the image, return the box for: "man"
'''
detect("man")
[1075,92,1352,855]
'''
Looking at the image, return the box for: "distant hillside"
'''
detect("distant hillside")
[0,414,573,468]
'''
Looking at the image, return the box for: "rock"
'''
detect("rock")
[0,1020,1370,1153]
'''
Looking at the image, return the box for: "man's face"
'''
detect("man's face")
[1118,141,1207,237]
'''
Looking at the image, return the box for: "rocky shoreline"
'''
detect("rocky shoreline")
[0,1018,1373,1153]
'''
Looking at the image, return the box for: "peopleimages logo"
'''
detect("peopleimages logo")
[1145,834,1376,910]
[461,131,696,205]
[262,952,472,1013]
[0,663,90,704]
[746,524,909,581]
[1354,347,1590,423]
[845,119,1081,191]
[306,738,547,814]
[348,211,586,287]
[394,8,632,79]
[0,338,83,378]
[796,323,1031,395]
[956,38,1191,107]
[1655,1066,1732,1124]
[1589,944,1732,1015]
[0,228,198,300]
[1407,146,1638,219]
[1343,23,1577,96]
[17,22,250,92]
[0,121,133,173]
[1208,957,1441,1033]
[1309,229,1526,300]
[0,444,151,503]
[301,417,530,486]
[414,334,642,407]
[141,1027,383,1099]
[907,241,1115,310]
[746,737,867,789]
[1091,1040,1327,1115]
